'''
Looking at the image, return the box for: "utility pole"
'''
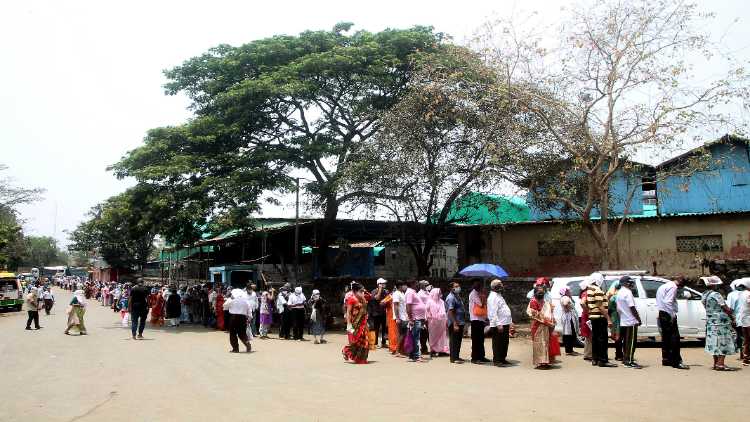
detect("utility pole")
[294,177,300,283]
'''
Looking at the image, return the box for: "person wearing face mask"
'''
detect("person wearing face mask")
[488,279,513,366]
[527,285,555,369]
[391,281,409,358]
[585,273,617,368]
[445,282,466,364]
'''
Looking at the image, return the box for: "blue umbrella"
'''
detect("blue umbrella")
[459,263,508,278]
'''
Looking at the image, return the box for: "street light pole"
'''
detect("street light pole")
[294,177,300,283]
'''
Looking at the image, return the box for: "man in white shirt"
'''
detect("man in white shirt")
[468,281,490,364]
[487,279,513,366]
[392,281,408,357]
[227,286,253,353]
[655,276,689,369]
[616,276,642,369]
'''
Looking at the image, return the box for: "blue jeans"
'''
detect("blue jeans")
[131,309,147,337]
[410,320,423,360]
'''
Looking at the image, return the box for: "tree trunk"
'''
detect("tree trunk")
[317,196,339,277]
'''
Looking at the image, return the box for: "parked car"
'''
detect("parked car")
[549,271,706,341]
[0,272,23,312]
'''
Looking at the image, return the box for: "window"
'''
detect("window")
[640,278,663,298]
[538,240,575,257]
[566,280,585,297]
[675,235,723,253]
[677,287,701,300]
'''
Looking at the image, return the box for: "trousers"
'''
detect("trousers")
[229,314,250,352]
[291,307,305,340]
[470,320,486,361]
[620,325,638,365]
[491,325,509,363]
[131,308,148,337]
[591,318,609,364]
[26,311,40,329]
[658,311,683,366]
[372,314,387,346]
[280,310,292,339]
[449,324,464,362]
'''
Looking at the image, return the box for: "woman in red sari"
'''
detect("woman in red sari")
[215,289,225,331]
[149,289,165,326]
[342,282,371,364]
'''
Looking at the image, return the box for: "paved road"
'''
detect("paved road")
[0,287,746,421]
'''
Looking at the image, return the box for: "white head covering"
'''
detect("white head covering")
[312,289,320,295]
[294,286,303,294]
[376,278,387,285]
[588,272,604,287]
[73,289,87,307]
[701,275,722,286]
[731,278,750,290]
[579,279,591,290]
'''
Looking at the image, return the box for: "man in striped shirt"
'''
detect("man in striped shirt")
[585,273,617,367]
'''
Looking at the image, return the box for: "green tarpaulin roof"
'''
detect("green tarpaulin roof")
[447,192,531,225]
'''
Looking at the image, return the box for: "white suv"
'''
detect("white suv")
[549,272,706,340]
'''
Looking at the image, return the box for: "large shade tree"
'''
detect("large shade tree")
[114,23,447,274]
[478,0,749,268]
[345,46,523,276]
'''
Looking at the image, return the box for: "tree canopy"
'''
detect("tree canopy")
[112,23,447,273]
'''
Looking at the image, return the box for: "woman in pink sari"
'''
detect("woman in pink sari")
[426,288,449,357]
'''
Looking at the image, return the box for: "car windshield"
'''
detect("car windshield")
[0,278,18,292]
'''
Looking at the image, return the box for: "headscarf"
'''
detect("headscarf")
[73,288,87,307]
[311,289,320,300]
[426,288,446,319]
[588,272,604,287]
[294,286,303,295]
[534,277,550,288]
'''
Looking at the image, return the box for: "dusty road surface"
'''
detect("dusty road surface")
[1,288,746,422]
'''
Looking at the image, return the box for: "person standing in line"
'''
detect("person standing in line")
[368,278,389,349]
[309,289,327,344]
[405,280,427,362]
[425,287,449,357]
[277,283,292,340]
[737,280,750,366]
[208,286,218,328]
[149,288,165,327]
[392,281,408,358]
[727,280,746,362]
[288,286,307,341]
[527,285,555,369]
[258,288,275,339]
[65,287,87,335]
[607,281,623,361]
[129,279,150,340]
[417,281,431,356]
[585,273,616,368]
[215,288,225,331]
[701,276,737,371]
[616,276,642,369]
[380,289,400,355]
[445,282,466,364]
[247,284,259,336]
[25,288,42,331]
[226,285,253,353]
[579,280,593,360]
[166,287,182,327]
[487,279,513,367]
[559,286,580,356]
[42,287,55,315]
[468,280,490,364]
[655,275,690,370]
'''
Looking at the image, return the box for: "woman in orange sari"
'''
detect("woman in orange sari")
[381,292,399,354]
[342,282,371,364]
[149,289,165,326]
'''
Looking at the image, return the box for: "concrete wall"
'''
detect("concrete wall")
[375,244,459,280]
[459,214,750,277]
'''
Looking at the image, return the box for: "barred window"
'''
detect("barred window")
[537,240,575,257]
[675,235,723,253]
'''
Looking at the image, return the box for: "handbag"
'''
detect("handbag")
[473,303,488,318]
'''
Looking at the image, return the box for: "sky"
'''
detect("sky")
[1,0,748,247]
